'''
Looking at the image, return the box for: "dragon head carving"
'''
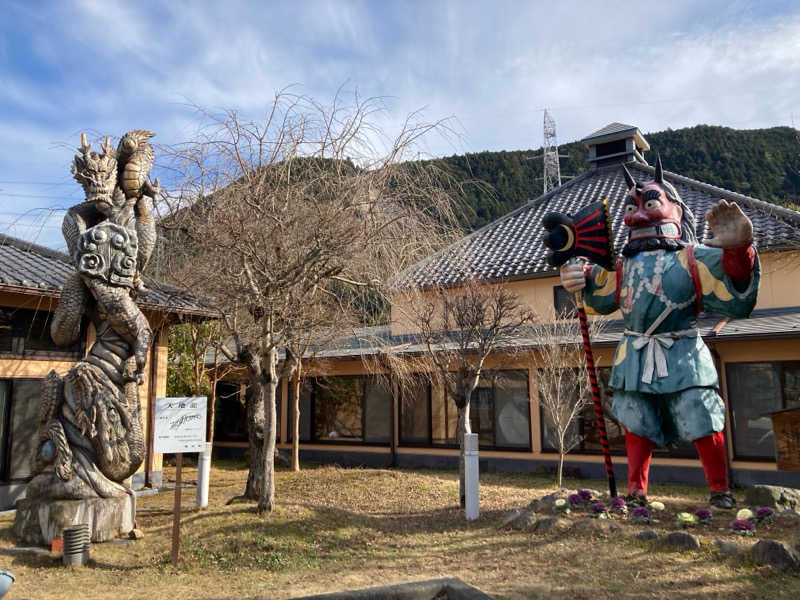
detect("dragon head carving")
[71,133,118,212]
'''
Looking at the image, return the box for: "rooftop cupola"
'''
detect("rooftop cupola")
[581,122,650,169]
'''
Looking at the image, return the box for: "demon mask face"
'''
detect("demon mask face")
[621,156,697,257]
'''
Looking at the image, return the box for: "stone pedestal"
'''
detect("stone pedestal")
[13,493,135,547]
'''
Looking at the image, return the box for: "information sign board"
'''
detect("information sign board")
[154,397,207,454]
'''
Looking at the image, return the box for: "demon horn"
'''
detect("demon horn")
[655,154,664,184]
[622,163,637,189]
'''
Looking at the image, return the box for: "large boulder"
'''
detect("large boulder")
[744,485,800,513]
[751,539,800,572]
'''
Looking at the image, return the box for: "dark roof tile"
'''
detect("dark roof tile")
[398,162,800,288]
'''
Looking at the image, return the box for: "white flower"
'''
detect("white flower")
[736,508,755,521]
[554,499,567,507]
[648,501,665,511]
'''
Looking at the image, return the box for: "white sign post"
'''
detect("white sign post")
[154,397,206,567]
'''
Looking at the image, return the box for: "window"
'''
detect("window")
[0,380,9,480]
[424,370,531,450]
[726,362,800,460]
[313,377,364,441]
[213,380,281,443]
[214,381,247,442]
[553,286,578,319]
[400,381,430,445]
[289,376,391,445]
[0,308,83,357]
[0,379,41,482]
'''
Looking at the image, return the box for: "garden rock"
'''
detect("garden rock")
[501,509,522,528]
[535,517,572,534]
[714,539,743,558]
[751,539,800,572]
[526,489,569,512]
[663,531,701,551]
[509,510,537,531]
[636,529,659,541]
[744,485,800,513]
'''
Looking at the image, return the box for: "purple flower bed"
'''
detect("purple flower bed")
[577,489,593,503]
[610,497,626,510]
[755,507,775,524]
[630,506,651,524]
[568,493,584,508]
[694,508,713,524]
[730,519,756,536]
[590,502,608,517]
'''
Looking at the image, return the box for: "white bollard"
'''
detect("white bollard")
[196,442,212,508]
[464,433,479,520]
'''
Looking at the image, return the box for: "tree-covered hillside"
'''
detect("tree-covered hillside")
[433,125,800,231]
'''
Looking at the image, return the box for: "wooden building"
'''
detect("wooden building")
[0,234,214,509]
[214,124,800,489]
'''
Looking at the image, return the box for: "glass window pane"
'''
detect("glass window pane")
[214,380,247,442]
[9,379,40,479]
[727,363,781,459]
[470,385,494,446]
[0,380,9,479]
[431,384,456,445]
[400,381,429,444]
[313,377,363,441]
[493,370,530,448]
[363,378,391,444]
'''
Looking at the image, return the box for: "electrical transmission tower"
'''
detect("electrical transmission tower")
[542,109,563,194]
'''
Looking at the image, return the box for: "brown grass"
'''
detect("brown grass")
[1,461,799,600]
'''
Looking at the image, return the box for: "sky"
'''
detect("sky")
[1,0,799,250]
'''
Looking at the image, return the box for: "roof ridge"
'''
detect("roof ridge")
[629,162,800,226]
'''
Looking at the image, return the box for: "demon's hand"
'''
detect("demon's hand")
[560,262,586,293]
[705,200,753,248]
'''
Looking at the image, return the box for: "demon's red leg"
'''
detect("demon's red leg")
[625,430,654,495]
[694,431,728,492]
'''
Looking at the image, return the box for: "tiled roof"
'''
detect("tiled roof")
[582,122,638,141]
[0,233,216,317]
[397,162,800,288]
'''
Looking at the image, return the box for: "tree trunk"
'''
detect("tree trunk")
[257,344,278,514]
[243,368,265,500]
[291,360,302,472]
[456,397,472,509]
[557,445,565,489]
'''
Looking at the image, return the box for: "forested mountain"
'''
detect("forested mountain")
[433,125,800,231]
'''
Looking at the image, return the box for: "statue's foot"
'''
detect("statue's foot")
[625,492,648,507]
[709,491,736,509]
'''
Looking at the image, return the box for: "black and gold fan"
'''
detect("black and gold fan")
[542,198,616,271]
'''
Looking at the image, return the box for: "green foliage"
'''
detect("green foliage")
[431,125,800,231]
[166,322,214,398]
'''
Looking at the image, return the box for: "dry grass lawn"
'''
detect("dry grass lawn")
[1,460,799,599]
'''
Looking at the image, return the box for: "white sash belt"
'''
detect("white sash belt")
[625,328,699,384]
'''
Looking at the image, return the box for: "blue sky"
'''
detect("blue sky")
[1,0,799,250]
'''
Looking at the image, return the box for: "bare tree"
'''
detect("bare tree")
[378,280,536,507]
[535,310,604,488]
[158,90,460,514]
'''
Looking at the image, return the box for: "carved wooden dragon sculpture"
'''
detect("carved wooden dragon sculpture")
[27,130,158,501]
